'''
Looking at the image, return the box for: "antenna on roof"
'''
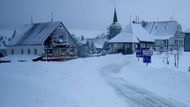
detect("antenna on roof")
[135,15,137,22]
[31,14,33,24]
[138,16,140,22]
[156,14,159,21]
[130,15,132,23]
[170,16,173,21]
[114,0,116,8]
[51,12,54,22]
[172,13,175,21]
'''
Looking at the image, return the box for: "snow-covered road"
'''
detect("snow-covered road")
[1,54,190,107]
[101,62,187,107]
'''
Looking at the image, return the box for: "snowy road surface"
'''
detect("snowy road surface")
[1,54,190,107]
[101,62,187,107]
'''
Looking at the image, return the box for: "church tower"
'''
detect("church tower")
[107,8,122,40]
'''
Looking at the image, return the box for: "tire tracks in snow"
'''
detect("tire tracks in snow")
[101,61,186,107]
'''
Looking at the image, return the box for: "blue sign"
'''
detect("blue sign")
[136,48,143,57]
[143,56,151,63]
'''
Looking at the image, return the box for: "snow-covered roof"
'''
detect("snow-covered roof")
[70,29,105,38]
[8,21,62,46]
[144,20,178,39]
[77,39,88,46]
[0,29,14,38]
[0,29,14,48]
[109,23,154,43]
[184,28,190,33]
[94,38,107,49]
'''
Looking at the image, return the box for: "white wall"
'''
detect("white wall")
[7,45,43,56]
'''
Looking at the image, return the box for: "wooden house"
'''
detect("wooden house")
[7,21,78,61]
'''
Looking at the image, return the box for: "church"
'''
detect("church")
[107,8,122,40]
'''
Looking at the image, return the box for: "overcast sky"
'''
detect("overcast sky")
[0,0,189,30]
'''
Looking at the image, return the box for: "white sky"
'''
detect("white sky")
[0,0,189,30]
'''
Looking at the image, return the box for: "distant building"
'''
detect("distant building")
[77,37,96,57]
[107,8,122,40]
[7,21,78,60]
[0,29,15,58]
[105,23,154,54]
[184,29,190,52]
[140,20,184,52]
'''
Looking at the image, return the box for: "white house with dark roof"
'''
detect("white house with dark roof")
[141,20,184,52]
[105,23,154,54]
[7,21,78,60]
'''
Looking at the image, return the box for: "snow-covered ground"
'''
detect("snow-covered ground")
[0,53,190,107]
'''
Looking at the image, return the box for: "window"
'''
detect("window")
[21,49,24,54]
[34,49,37,55]
[11,49,14,55]
[27,49,30,54]
[175,40,178,45]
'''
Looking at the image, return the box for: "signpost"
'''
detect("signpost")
[143,49,153,66]
[143,55,151,65]
[135,48,153,66]
[135,48,143,61]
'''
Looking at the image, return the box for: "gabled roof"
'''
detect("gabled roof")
[109,23,154,43]
[143,20,179,39]
[8,21,62,46]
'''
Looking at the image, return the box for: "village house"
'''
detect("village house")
[184,29,190,52]
[7,21,78,61]
[105,23,154,54]
[77,37,96,57]
[139,20,184,52]
[0,29,15,58]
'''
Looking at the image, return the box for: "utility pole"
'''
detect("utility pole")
[51,12,53,22]
[166,40,169,65]
[31,14,33,24]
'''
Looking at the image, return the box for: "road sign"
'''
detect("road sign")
[143,55,151,63]
[143,50,153,56]
[136,48,143,57]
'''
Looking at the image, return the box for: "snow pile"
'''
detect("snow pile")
[0,56,127,107]
[0,53,190,107]
[118,54,190,106]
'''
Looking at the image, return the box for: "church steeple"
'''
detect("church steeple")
[107,8,122,40]
[113,8,118,23]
